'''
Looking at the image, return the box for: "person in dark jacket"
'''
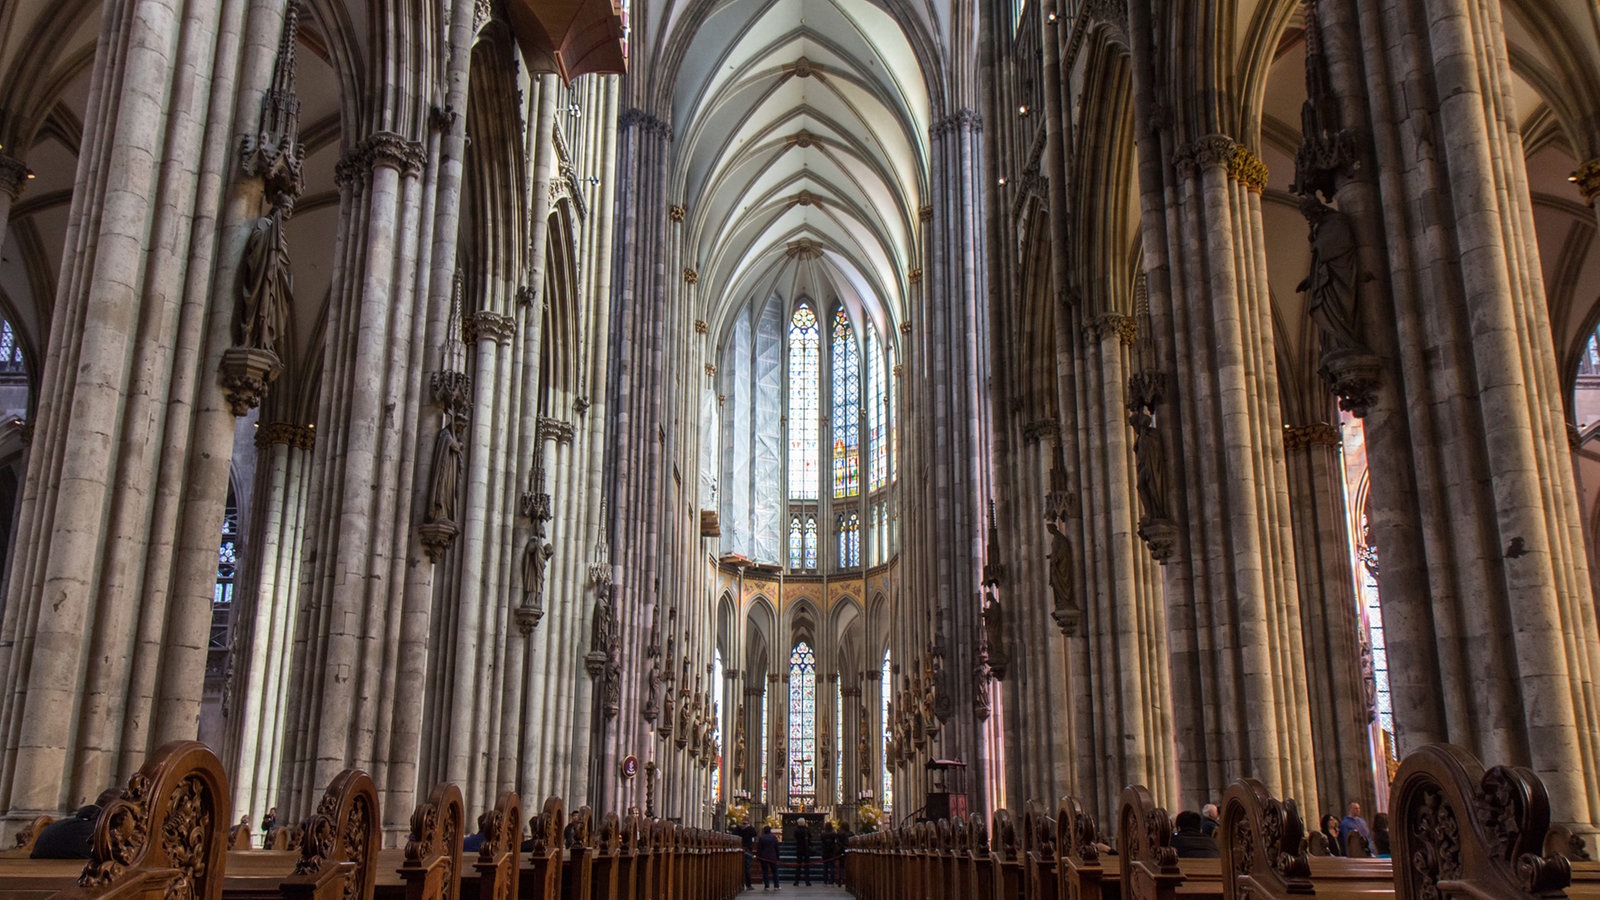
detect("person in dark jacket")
[735,820,758,889]
[1170,810,1220,859]
[819,823,841,884]
[32,789,120,859]
[757,826,782,890]
[792,819,813,885]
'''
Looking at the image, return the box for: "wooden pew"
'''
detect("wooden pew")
[38,739,232,900]
[469,791,520,900]
[560,807,594,900]
[280,769,380,900]
[1119,785,1185,900]
[4,816,54,857]
[968,812,997,900]
[949,814,973,900]
[395,783,464,900]
[1389,742,1573,899]
[1057,796,1116,900]
[523,797,564,900]
[591,813,621,900]
[1024,801,1058,900]
[993,808,1025,900]
[616,814,640,900]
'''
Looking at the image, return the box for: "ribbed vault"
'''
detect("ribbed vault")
[667,0,933,341]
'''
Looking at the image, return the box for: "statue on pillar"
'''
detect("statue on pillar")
[426,408,466,526]
[1297,196,1365,355]
[523,537,555,609]
[237,212,293,355]
[1129,407,1168,521]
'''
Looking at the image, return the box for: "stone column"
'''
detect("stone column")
[601,106,673,814]
[1124,0,1320,809]
[225,422,314,824]
[1282,422,1375,814]
[0,0,254,828]
[1311,0,1600,830]
[912,108,993,812]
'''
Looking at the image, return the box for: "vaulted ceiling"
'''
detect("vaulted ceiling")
[655,0,941,347]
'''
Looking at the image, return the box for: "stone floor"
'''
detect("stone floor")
[737,884,854,898]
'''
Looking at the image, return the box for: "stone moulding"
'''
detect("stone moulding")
[219,346,283,415]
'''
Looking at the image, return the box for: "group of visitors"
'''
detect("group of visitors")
[732,816,854,891]
[1317,802,1390,857]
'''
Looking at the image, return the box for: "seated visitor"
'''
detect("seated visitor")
[32,789,121,859]
[1170,810,1220,859]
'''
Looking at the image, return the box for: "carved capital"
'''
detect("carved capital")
[465,310,516,344]
[1088,313,1137,346]
[0,154,32,200]
[683,267,698,284]
[694,319,709,334]
[908,267,923,284]
[1572,157,1600,205]
[1319,347,1382,419]
[337,131,426,185]
[256,421,315,450]
[1194,134,1238,169]
[704,363,716,377]
[1229,144,1270,192]
[1021,418,1059,444]
[1137,516,1179,564]
[218,347,283,416]
[669,204,686,222]
[538,415,575,444]
[1282,422,1342,451]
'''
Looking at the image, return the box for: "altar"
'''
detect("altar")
[780,811,827,838]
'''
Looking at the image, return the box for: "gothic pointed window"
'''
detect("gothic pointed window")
[712,649,724,802]
[838,512,860,567]
[831,307,861,498]
[761,682,770,802]
[789,304,820,500]
[868,331,887,490]
[881,650,893,812]
[789,516,803,570]
[804,516,818,570]
[789,641,818,802]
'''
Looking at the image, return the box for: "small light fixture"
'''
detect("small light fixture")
[997,177,1007,186]
[1047,10,1058,22]
[1018,105,1029,117]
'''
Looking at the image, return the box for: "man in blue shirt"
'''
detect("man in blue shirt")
[1339,802,1371,855]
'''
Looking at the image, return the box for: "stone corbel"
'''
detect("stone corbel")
[1572,157,1600,206]
[0,154,32,201]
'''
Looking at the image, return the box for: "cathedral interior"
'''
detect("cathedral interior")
[3,0,1600,891]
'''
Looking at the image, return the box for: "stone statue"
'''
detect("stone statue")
[1046,519,1076,614]
[523,537,554,606]
[1297,197,1365,354]
[237,212,293,355]
[643,663,661,722]
[1129,408,1168,521]
[983,594,1010,678]
[604,639,622,717]
[591,595,613,652]
[425,410,466,525]
[735,714,748,775]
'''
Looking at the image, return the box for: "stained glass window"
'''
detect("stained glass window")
[881,650,893,812]
[831,307,861,498]
[838,513,860,567]
[804,516,818,570]
[211,490,239,651]
[868,332,887,490]
[712,650,724,802]
[0,321,25,375]
[868,505,880,567]
[835,689,844,806]
[760,684,770,802]
[789,305,820,499]
[789,642,818,802]
[789,516,803,570]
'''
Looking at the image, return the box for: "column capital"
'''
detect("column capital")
[336,131,426,185]
[1573,157,1600,205]
[255,421,316,450]
[1087,313,1137,347]
[0,154,31,200]
[1283,423,1342,451]
[464,310,516,345]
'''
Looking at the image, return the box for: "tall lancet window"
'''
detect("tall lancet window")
[712,649,724,802]
[881,650,893,812]
[838,512,860,567]
[789,516,804,570]
[868,332,887,490]
[789,305,821,499]
[804,516,818,570]
[832,307,861,498]
[789,641,818,802]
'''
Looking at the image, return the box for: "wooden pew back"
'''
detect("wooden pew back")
[280,767,381,900]
[474,791,520,900]
[397,782,465,900]
[55,740,232,900]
